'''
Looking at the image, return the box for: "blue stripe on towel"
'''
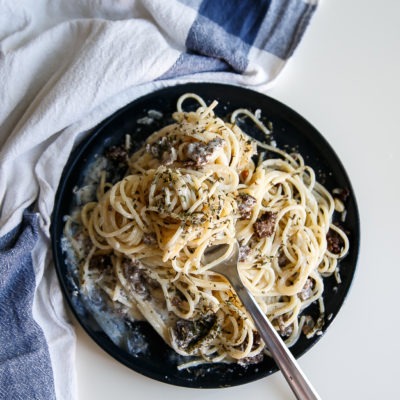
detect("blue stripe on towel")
[184,0,271,72]
[0,212,56,400]
[185,14,250,72]
[167,0,316,78]
[254,0,317,59]
[197,0,271,45]
[186,0,270,73]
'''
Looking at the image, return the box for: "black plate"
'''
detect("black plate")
[51,83,360,388]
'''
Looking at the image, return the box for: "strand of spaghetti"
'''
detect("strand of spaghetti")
[231,108,271,136]
[176,92,207,112]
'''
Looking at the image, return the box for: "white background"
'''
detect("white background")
[73,1,400,399]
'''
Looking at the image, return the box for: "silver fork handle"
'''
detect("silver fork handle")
[235,284,321,400]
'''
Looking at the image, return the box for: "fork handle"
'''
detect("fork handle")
[235,285,321,400]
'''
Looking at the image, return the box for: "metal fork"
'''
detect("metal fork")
[204,242,321,400]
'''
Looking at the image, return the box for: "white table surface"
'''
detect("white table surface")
[73,1,400,399]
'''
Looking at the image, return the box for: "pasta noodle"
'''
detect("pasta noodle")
[64,93,349,367]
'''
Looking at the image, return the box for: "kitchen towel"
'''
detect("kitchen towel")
[0,0,317,398]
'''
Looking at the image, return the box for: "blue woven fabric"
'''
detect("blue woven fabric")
[0,212,55,400]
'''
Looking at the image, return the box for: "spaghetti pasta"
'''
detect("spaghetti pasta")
[64,93,349,367]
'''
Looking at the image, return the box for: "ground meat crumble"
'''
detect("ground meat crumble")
[237,193,257,219]
[146,137,177,165]
[105,144,128,164]
[237,331,264,366]
[173,314,216,349]
[122,259,160,299]
[326,228,345,254]
[182,137,224,167]
[298,278,314,301]
[253,211,277,238]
